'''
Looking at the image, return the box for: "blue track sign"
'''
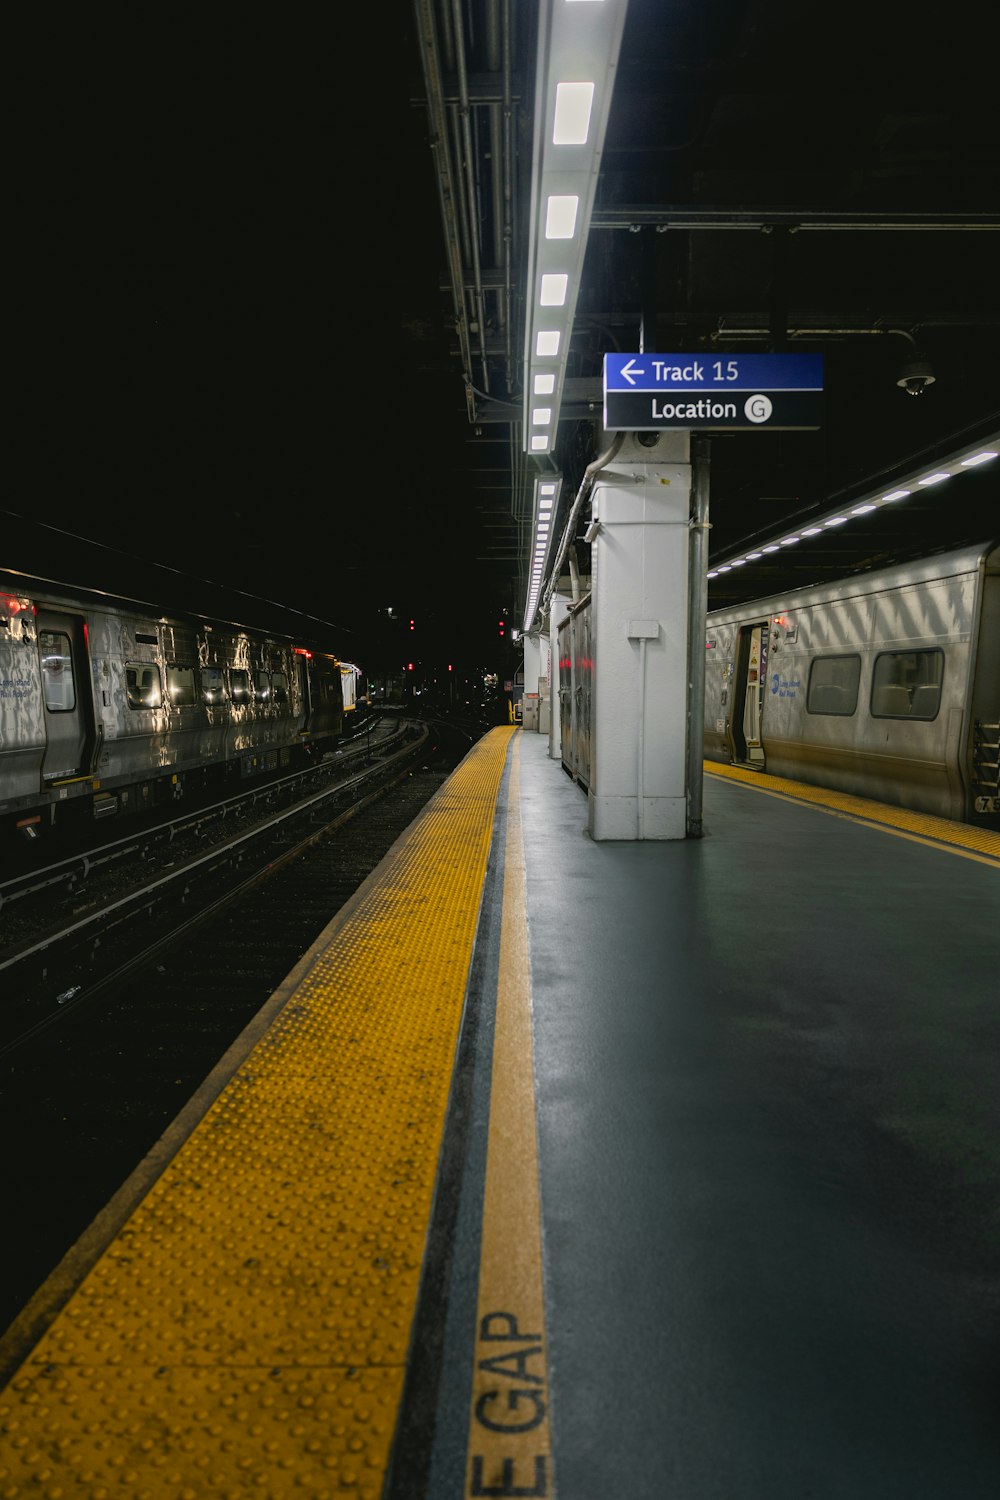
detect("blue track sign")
[603,353,824,431]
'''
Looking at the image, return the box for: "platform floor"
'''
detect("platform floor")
[1,726,998,1498]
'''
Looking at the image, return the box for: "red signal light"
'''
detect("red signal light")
[407,662,414,671]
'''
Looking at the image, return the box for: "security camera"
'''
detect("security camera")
[896,357,936,396]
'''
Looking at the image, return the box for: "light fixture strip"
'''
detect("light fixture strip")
[706,437,997,579]
[522,0,629,458]
[523,474,563,632]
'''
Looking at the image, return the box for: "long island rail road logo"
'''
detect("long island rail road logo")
[603,352,824,432]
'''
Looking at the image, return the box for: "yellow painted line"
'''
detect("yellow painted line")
[706,761,1000,867]
[0,727,517,1500]
[466,735,554,1499]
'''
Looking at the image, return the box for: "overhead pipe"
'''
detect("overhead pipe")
[540,431,625,624]
[498,0,516,393]
[412,0,475,414]
[450,0,492,395]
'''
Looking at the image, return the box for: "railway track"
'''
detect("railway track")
[0,713,487,1336]
[0,715,425,1047]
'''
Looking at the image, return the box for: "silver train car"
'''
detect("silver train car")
[704,539,1000,828]
[0,570,347,846]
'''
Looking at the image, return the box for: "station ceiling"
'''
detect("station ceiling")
[401,0,1000,621]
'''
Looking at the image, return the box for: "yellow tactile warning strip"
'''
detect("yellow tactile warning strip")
[0,726,518,1500]
[465,735,553,1499]
[706,761,1000,864]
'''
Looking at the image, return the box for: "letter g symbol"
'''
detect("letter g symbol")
[745,394,772,424]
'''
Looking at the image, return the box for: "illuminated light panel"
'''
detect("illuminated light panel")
[540,273,569,306]
[533,373,556,395]
[545,195,579,239]
[536,330,561,356]
[704,434,998,600]
[532,408,552,426]
[553,81,595,144]
[531,435,550,452]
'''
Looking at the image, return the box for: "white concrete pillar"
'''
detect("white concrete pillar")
[588,431,691,840]
[521,631,542,732]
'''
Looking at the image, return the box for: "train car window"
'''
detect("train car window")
[272,671,289,705]
[806,655,860,715]
[200,666,228,705]
[39,630,76,712]
[165,663,197,707]
[871,649,944,719]
[125,662,162,709]
[230,668,250,704]
[253,669,271,703]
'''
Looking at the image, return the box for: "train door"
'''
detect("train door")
[35,609,97,782]
[558,614,574,774]
[730,620,769,766]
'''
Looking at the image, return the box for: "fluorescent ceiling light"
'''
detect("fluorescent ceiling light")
[540,273,569,305]
[545,195,579,238]
[707,433,996,589]
[532,408,553,426]
[553,82,594,144]
[521,2,630,632]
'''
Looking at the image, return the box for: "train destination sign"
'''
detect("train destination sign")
[603,352,824,432]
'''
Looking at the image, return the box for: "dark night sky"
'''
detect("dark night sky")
[7,14,493,669]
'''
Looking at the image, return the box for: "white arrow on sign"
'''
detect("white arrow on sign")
[620,358,646,385]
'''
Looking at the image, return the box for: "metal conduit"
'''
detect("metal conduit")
[450,0,491,395]
[412,0,474,407]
